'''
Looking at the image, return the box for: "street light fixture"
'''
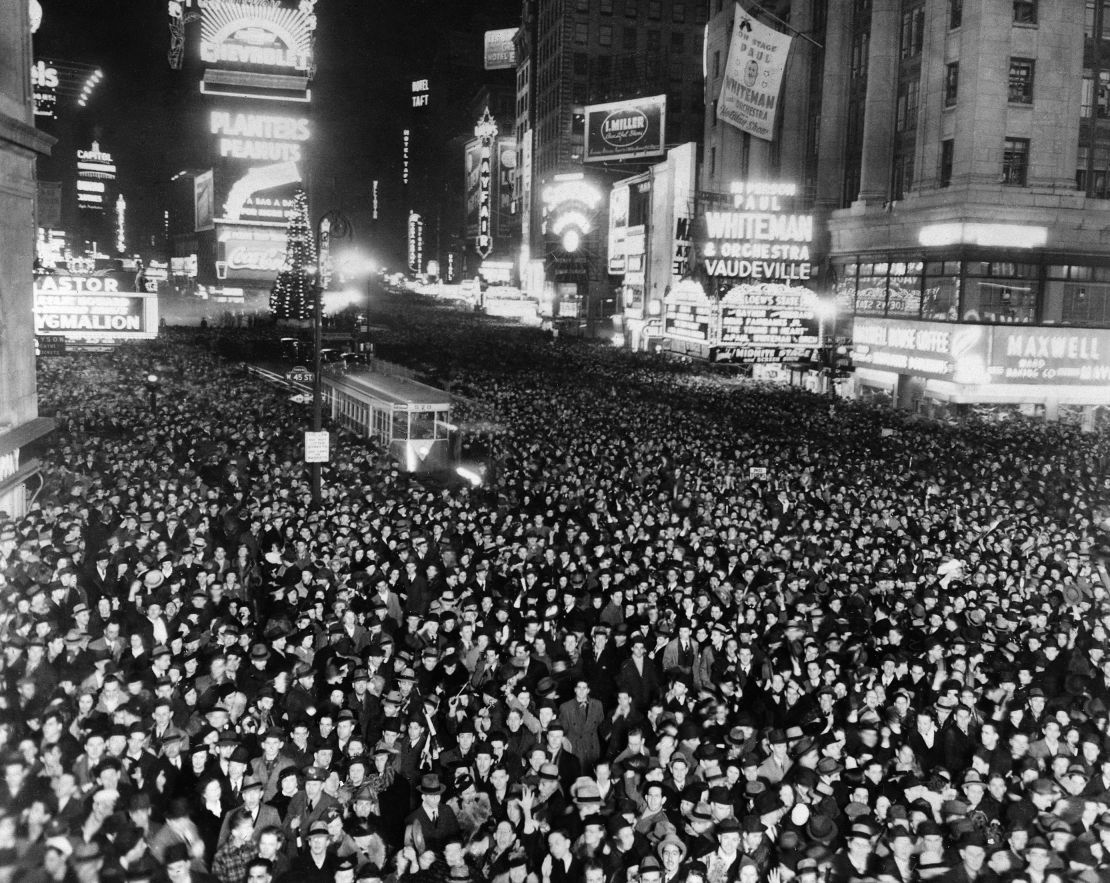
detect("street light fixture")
[144,373,160,412]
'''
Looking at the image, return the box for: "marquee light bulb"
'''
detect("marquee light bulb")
[562,229,581,253]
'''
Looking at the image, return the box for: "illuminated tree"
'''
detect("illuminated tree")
[270,189,316,320]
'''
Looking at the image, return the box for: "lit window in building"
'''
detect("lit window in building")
[1002,137,1030,186]
[1009,58,1034,103]
[939,139,954,187]
[1013,0,1037,24]
[944,62,959,107]
[962,262,1038,324]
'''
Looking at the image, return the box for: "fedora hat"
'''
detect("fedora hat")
[806,813,839,844]
[419,773,446,795]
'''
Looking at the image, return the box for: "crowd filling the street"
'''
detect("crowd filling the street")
[3,291,1110,883]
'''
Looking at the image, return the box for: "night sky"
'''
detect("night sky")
[33,0,518,266]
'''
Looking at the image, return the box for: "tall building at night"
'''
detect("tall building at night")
[515,0,708,320]
[692,1,1110,424]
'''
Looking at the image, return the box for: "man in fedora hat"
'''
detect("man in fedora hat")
[405,772,460,852]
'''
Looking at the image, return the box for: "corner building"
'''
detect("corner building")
[703,1,1110,424]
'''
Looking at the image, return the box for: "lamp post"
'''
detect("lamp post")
[812,299,838,395]
[310,209,352,508]
[144,373,160,412]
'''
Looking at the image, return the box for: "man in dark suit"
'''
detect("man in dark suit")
[617,635,661,712]
[558,677,605,768]
[216,776,282,848]
[404,772,460,852]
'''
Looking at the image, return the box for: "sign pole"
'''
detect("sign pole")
[309,210,350,507]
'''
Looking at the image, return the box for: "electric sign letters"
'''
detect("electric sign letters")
[475,108,498,260]
[210,111,310,162]
[702,181,813,282]
[200,2,313,71]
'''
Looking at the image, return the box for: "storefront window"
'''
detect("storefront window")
[962,278,1037,323]
[887,262,923,317]
[922,261,961,321]
[1061,282,1110,326]
[856,271,888,316]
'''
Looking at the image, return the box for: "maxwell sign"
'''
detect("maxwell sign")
[585,95,666,163]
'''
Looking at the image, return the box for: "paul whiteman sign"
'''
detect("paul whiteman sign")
[717,4,792,141]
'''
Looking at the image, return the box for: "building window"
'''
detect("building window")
[949,0,962,28]
[573,52,588,76]
[892,152,914,200]
[574,21,588,44]
[671,31,685,51]
[944,62,959,107]
[599,24,613,45]
[600,0,613,13]
[672,93,683,113]
[625,0,637,16]
[1002,137,1030,185]
[1062,283,1110,326]
[1008,58,1034,103]
[623,26,637,50]
[900,5,924,58]
[896,79,919,132]
[713,50,721,78]
[1013,0,1037,24]
[576,0,589,9]
[647,30,661,51]
[669,59,684,80]
[939,139,954,187]
[850,32,869,79]
[673,3,686,22]
[710,145,717,176]
[1083,71,1110,118]
[648,0,661,18]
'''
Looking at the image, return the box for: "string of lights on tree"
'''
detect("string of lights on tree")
[270,189,316,320]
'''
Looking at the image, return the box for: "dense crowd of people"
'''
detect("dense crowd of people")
[2,290,1110,883]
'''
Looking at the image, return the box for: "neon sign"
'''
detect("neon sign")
[210,111,310,162]
[200,1,313,71]
[475,108,498,259]
[412,78,430,108]
[701,180,813,280]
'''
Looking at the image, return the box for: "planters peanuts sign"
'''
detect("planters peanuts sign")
[584,95,666,163]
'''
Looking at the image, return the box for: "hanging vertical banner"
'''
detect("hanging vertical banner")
[194,169,215,232]
[716,4,792,141]
[474,108,498,260]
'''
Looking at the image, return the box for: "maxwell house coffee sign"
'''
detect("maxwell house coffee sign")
[584,95,666,163]
[200,1,313,72]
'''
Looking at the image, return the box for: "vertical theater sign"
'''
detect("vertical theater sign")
[474,108,498,260]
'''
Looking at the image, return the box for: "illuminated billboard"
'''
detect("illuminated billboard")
[701,181,813,282]
[31,60,57,118]
[853,319,1110,386]
[200,1,313,73]
[584,95,666,163]
[208,111,307,224]
[216,223,288,282]
[33,274,158,341]
[484,28,518,70]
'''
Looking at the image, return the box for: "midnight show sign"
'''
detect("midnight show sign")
[718,283,818,351]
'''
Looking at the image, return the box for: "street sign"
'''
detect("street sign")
[35,335,67,357]
[304,431,330,463]
[286,364,314,384]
